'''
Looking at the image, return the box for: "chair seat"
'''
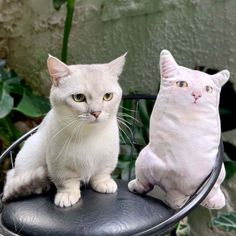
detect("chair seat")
[0,180,175,236]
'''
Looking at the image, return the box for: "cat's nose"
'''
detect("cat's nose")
[90,111,101,119]
[191,91,202,100]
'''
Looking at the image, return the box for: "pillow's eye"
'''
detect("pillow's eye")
[206,85,213,93]
[103,93,113,101]
[72,94,86,102]
[176,81,188,87]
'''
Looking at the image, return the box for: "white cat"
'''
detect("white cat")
[128,50,229,209]
[3,53,126,207]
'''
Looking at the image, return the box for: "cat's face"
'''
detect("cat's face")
[47,54,126,123]
[159,50,229,109]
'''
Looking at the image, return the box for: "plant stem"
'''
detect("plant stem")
[61,0,75,63]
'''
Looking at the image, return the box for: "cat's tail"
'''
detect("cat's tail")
[2,166,50,202]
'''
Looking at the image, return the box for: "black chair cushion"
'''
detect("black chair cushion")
[1,180,175,236]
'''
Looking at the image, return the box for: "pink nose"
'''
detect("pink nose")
[191,91,202,100]
[90,111,101,119]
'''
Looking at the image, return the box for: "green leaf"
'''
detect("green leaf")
[176,218,190,236]
[14,89,50,117]
[220,107,233,115]
[138,100,150,124]
[225,161,236,180]
[7,83,24,95]
[120,144,132,156]
[134,127,147,146]
[213,212,236,232]
[53,0,67,11]
[0,115,21,147]
[0,83,14,118]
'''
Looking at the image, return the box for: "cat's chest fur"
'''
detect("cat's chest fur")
[45,112,119,182]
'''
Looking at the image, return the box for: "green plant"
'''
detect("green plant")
[0,60,50,149]
[114,98,154,180]
[53,0,76,63]
[212,212,236,232]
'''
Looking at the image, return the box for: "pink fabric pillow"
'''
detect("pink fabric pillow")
[128,50,229,209]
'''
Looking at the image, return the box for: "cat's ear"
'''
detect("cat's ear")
[107,52,127,78]
[47,55,70,86]
[160,50,178,79]
[211,70,230,88]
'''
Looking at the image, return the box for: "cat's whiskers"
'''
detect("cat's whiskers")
[77,114,91,122]
[64,123,82,160]
[118,124,133,146]
[118,112,140,124]
[50,119,78,142]
[72,123,84,169]
[117,113,139,146]
[53,134,72,161]
[49,121,82,162]
[54,122,83,162]
[119,105,136,113]
[57,112,77,120]
[117,115,132,126]
[119,130,126,145]
[117,118,133,138]
[78,114,88,118]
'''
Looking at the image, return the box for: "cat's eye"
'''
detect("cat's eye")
[103,93,113,101]
[72,94,86,102]
[206,86,213,93]
[176,81,188,87]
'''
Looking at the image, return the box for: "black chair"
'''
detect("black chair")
[0,95,224,236]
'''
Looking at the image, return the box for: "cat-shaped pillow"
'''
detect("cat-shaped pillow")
[128,50,229,209]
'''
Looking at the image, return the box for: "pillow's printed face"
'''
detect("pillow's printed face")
[159,50,229,110]
[162,68,218,108]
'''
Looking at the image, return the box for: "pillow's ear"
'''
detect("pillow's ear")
[211,70,230,88]
[47,55,70,86]
[160,50,178,79]
[107,52,127,79]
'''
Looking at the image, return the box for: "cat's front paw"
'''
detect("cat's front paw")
[54,191,81,207]
[91,178,117,193]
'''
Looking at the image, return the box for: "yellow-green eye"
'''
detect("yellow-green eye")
[72,94,86,102]
[103,93,113,101]
[176,81,188,87]
[206,85,213,93]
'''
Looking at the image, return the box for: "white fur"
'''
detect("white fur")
[128,50,229,209]
[3,54,126,207]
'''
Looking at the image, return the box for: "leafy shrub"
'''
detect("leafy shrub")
[0,60,50,150]
[213,212,236,232]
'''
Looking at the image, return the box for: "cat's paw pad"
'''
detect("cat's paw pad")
[54,191,81,208]
[92,179,117,193]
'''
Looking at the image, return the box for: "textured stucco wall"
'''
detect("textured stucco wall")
[0,0,236,96]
